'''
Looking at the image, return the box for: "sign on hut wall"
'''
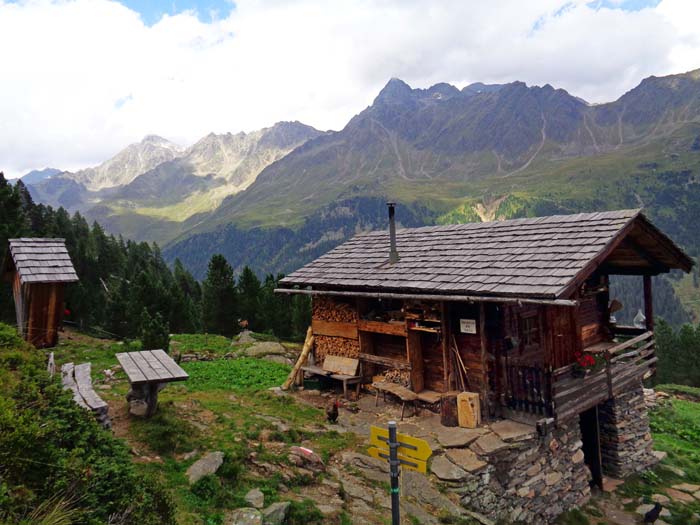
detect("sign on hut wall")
[460,319,477,334]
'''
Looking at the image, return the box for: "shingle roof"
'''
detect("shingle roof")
[280,210,648,300]
[5,238,79,284]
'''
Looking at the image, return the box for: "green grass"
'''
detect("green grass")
[183,358,291,392]
[656,384,700,402]
[171,333,233,356]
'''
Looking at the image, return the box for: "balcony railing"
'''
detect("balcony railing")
[551,331,655,422]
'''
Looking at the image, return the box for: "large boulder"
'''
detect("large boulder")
[245,488,265,509]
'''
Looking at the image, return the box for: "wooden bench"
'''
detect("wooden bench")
[61,362,111,429]
[372,381,419,420]
[301,355,363,399]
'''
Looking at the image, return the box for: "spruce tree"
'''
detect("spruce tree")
[237,266,261,331]
[201,254,237,336]
[141,308,171,351]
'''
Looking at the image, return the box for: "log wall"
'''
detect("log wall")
[311,296,360,365]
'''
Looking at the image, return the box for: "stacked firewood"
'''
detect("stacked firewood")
[312,296,357,322]
[384,368,410,387]
[315,335,360,363]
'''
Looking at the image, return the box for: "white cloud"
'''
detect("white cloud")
[1,0,699,177]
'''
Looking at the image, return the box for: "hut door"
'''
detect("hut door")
[580,406,603,488]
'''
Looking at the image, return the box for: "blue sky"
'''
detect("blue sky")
[119,0,235,24]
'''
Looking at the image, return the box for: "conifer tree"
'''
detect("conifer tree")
[237,265,261,330]
[141,308,171,351]
[201,254,237,336]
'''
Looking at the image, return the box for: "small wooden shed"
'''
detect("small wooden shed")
[1,238,78,348]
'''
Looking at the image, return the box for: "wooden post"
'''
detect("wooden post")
[479,303,489,419]
[282,326,314,390]
[441,302,449,393]
[643,275,654,331]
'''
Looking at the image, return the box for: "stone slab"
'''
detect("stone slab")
[470,433,509,456]
[672,483,700,494]
[446,448,487,473]
[489,420,536,442]
[666,488,696,503]
[436,426,487,448]
[431,455,467,481]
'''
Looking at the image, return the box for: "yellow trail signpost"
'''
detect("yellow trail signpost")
[368,422,433,524]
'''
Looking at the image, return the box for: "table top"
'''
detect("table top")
[116,350,189,385]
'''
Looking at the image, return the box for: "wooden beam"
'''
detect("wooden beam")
[359,352,411,370]
[358,319,407,337]
[311,319,358,339]
[275,288,578,307]
[643,275,654,331]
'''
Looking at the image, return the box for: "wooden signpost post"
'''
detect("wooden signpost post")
[368,422,432,525]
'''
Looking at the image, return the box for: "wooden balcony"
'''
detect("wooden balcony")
[551,331,656,422]
[504,331,656,423]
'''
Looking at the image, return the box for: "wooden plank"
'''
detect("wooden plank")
[141,351,174,381]
[372,381,418,401]
[359,352,411,370]
[607,331,653,356]
[116,352,148,383]
[358,319,407,337]
[151,349,189,380]
[323,355,360,375]
[406,330,424,393]
[74,363,108,412]
[311,319,358,340]
[128,352,162,382]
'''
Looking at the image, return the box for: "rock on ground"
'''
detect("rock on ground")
[245,488,265,509]
[245,342,287,358]
[225,508,263,525]
[235,330,256,344]
[261,502,290,525]
[186,451,224,483]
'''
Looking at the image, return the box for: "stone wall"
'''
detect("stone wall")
[438,420,591,523]
[598,382,657,478]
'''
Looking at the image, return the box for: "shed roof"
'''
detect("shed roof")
[3,238,79,284]
[279,209,693,301]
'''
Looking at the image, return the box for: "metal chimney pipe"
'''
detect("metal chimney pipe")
[387,202,399,263]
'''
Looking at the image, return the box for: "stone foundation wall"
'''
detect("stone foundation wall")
[599,382,657,478]
[442,421,591,523]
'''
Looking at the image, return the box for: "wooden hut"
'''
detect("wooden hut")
[277,209,692,422]
[1,238,78,348]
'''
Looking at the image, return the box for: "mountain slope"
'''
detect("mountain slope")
[19,167,62,185]
[187,69,700,235]
[84,121,324,241]
[71,135,184,191]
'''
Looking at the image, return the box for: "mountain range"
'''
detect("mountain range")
[24,69,700,319]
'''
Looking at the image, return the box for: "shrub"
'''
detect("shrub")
[287,499,323,525]
[191,475,221,501]
[0,322,175,524]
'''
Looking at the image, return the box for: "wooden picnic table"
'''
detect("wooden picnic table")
[116,350,188,417]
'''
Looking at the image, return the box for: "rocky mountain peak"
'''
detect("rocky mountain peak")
[374,78,414,104]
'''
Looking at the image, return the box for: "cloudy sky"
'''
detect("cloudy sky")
[1,0,700,178]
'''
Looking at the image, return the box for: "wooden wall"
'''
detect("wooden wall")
[24,282,64,349]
